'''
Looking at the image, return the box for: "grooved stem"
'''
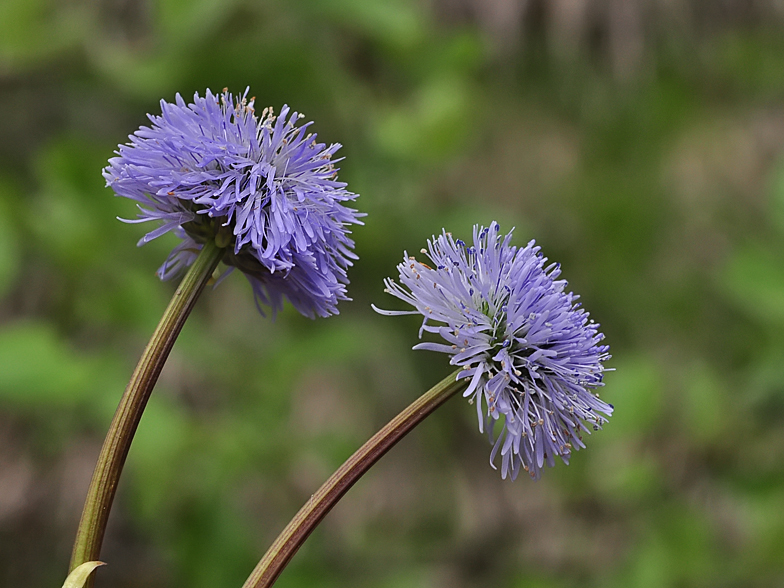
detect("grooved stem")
[69,240,224,577]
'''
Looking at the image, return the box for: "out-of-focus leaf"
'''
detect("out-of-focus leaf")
[0,179,21,298]
[591,442,661,503]
[719,244,784,325]
[612,507,718,588]
[601,355,663,437]
[0,321,124,413]
[312,0,425,50]
[742,489,784,570]
[127,397,191,522]
[769,158,784,235]
[374,75,472,161]
[29,138,124,270]
[682,362,729,444]
[0,322,94,406]
[0,0,88,69]
[73,266,169,331]
[157,0,235,42]
[710,31,784,97]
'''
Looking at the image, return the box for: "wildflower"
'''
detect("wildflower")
[104,88,363,318]
[375,223,612,479]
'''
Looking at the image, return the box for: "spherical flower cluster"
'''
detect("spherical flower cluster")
[104,88,363,318]
[376,223,612,479]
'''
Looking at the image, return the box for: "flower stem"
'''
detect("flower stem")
[241,369,467,588]
[69,240,225,574]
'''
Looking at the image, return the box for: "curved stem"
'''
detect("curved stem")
[69,240,225,574]
[241,369,467,588]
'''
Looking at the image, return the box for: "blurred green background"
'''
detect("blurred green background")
[2,0,784,587]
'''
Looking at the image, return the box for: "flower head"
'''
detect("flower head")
[104,88,363,318]
[375,223,612,479]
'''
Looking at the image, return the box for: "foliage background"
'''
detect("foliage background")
[2,0,784,586]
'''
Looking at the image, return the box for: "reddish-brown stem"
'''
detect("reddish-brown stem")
[241,370,466,588]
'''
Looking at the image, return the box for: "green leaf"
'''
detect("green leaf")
[0,179,21,298]
[62,561,106,588]
[312,0,425,50]
[681,362,728,444]
[0,322,94,406]
[374,75,472,161]
[601,354,663,437]
[720,244,784,325]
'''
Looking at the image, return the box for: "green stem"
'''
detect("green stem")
[241,370,467,588]
[69,240,225,574]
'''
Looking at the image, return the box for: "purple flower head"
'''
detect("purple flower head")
[104,88,363,318]
[375,223,612,480]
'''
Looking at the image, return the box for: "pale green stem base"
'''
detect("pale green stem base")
[241,370,467,588]
[69,240,224,575]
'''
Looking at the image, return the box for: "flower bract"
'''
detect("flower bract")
[375,223,612,479]
[104,88,363,318]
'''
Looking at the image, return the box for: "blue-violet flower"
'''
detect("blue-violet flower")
[375,223,612,479]
[104,88,363,318]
